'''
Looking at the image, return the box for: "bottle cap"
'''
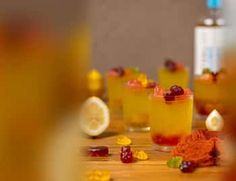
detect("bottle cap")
[207,0,222,9]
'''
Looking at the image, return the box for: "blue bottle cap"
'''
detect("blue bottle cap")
[207,0,222,9]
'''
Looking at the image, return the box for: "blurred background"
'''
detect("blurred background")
[89,0,207,79]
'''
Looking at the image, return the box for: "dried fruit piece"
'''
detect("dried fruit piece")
[211,72,219,82]
[179,161,197,173]
[116,135,132,146]
[109,67,125,77]
[205,109,224,131]
[164,59,177,72]
[167,156,183,168]
[120,146,133,163]
[170,85,184,96]
[145,81,156,88]
[86,170,111,181]
[164,91,175,101]
[133,150,149,160]
[88,146,109,157]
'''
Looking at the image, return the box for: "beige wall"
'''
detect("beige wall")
[89,0,207,80]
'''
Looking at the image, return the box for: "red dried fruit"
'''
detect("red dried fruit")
[211,72,218,82]
[179,161,197,173]
[88,146,109,157]
[164,91,175,101]
[170,85,184,96]
[164,59,177,72]
[109,67,125,77]
[145,81,156,89]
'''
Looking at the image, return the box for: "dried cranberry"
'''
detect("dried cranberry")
[164,59,177,72]
[111,67,125,77]
[170,85,184,96]
[211,72,218,82]
[145,81,156,89]
[164,91,175,101]
[88,146,109,157]
[179,161,197,173]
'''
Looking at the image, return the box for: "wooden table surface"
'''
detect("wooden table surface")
[82,120,225,181]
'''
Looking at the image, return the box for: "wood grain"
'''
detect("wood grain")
[82,120,225,181]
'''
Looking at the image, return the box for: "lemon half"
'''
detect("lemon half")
[79,97,110,136]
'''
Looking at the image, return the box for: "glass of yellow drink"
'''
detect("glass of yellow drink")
[158,59,189,89]
[106,67,140,120]
[123,76,156,132]
[194,69,226,116]
[150,85,193,152]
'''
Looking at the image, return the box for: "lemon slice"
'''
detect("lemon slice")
[79,97,110,136]
[205,109,224,131]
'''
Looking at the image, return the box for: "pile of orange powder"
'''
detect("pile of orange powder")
[172,129,224,167]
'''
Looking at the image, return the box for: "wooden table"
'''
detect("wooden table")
[83,120,225,181]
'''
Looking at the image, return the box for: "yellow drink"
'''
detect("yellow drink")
[106,67,140,120]
[150,86,193,151]
[158,68,189,89]
[194,72,225,116]
[123,79,156,132]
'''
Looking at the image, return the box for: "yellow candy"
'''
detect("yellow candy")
[116,135,132,146]
[86,170,111,181]
[137,73,148,87]
[133,150,149,160]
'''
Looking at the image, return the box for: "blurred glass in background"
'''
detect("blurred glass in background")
[0,1,89,181]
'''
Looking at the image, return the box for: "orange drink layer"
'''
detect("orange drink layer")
[150,85,193,152]
[158,59,189,89]
[123,79,156,132]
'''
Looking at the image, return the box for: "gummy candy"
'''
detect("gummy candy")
[86,170,111,181]
[120,146,133,163]
[167,156,183,168]
[133,150,149,160]
[116,135,132,146]
[137,74,148,87]
[88,146,109,157]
